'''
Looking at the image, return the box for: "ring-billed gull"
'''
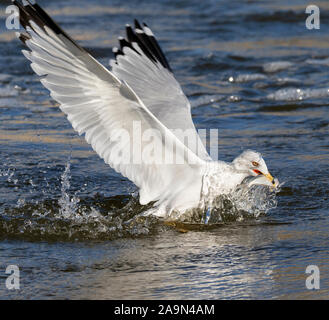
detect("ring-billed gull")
[13,0,278,218]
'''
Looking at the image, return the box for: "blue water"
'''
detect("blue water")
[0,0,328,299]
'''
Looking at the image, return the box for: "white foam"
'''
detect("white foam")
[267,88,329,101]
[0,86,19,97]
[190,94,224,108]
[306,57,329,66]
[229,73,267,83]
[263,61,293,73]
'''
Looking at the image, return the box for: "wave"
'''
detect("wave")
[267,88,329,101]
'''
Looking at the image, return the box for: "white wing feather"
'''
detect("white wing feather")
[110,25,211,161]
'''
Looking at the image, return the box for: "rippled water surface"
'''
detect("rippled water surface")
[0,0,328,299]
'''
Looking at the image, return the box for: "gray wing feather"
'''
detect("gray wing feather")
[110,23,211,161]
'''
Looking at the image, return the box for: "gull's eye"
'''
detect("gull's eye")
[252,161,259,167]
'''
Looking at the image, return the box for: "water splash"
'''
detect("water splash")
[0,156,280,241]
[0,157,160,241]
[57,159,80,220]
[0,166,17,184]
[167,180,279,224]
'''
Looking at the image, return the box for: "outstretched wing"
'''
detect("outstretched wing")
[110,21,211,161]
[14,0,205,205]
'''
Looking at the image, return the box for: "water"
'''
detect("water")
[0,0,328,299]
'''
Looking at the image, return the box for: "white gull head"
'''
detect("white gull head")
[232,150,272,179]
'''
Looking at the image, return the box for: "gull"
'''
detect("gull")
[13,0,277,218]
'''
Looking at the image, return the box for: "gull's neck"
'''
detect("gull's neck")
[202,160,250,196]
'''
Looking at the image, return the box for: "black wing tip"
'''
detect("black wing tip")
[134,19,142,30]
[125,25,138,43]
[14,1,172,71]
[17,32,30,44]
[13,0,86,53]
[112,47,123,59]
[116,19,172,72]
